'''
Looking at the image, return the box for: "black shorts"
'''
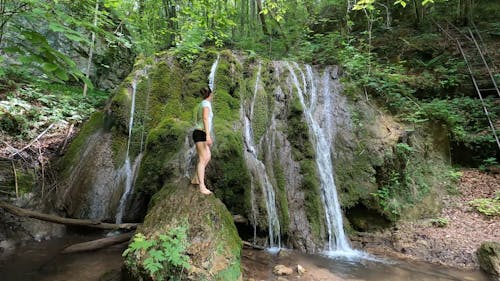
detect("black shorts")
[192,129,206,143]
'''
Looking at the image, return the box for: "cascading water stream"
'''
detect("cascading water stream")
[115,67,149,224]
[242,63,281,250]
[209,54,220,92]
[286,62,355,256]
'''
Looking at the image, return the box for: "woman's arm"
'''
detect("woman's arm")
[203,106,212,145]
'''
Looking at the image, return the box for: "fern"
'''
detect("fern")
[123,222,191,281]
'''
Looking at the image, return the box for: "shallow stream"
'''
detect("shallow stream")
[0,235,494,281]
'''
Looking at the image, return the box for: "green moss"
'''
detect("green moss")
[285,95,325,240]
[110,128,127,168]
[300,160,324,239]
[209,124,251,216]
[110,86,130,134]
[250,70,270,144]
[273,159,289,234]
[16,169,35,194]
[58,112,105,178]
[214,260,241,281]
[148,61,187,123]
[334,140,377,208]
[131,180,242,281]
[135,117,189,194]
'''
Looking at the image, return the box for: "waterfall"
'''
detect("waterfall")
[242,63,281,250]
[209,54,220,92]
[115,67,148,224]
[286,62,356,256]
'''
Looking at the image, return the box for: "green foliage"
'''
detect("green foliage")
[443,168,462,194]
[479,157,499,172]
[1,0,130,87]
[469,198,500,217]
[448,170,463,182]
[336,40,418,113]
[406,97,499,155]
[123,224,191,281]
[371,173,403,220]
[430,217,449,227]
[0,82,108,139]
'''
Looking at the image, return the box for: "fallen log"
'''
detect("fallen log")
[0,201,138,230]
[242,241,266,250]
[61,232,134,254]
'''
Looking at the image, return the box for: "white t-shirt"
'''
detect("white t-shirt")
[194,100,213,133]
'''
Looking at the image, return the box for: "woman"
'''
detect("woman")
[191,87,213,195]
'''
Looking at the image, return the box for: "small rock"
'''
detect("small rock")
[273,264,293,276]
[277,277,288,281]
[297,264,306,275]
[477,241,500,278]
[278,249,290,258]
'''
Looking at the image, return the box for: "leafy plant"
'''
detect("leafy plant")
[479,157,499,172]
[430,217,449,227]
[371,170,405,220]
[469,198,500,217]
[0,83,107,139]
[123,223,191,281]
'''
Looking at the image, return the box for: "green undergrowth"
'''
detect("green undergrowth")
[0,81,108,139]
[123,225,191,281]
[469,196,500,217]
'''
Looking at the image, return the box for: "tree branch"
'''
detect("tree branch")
[0,201,139,230]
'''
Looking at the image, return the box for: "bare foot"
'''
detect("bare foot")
[199,185,212,195]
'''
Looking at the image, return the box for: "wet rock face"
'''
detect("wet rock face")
[57,131,117,220]
[124,180,242,281]
[477,241,500,278]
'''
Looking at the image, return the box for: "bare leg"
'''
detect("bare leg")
[195,141,212,195]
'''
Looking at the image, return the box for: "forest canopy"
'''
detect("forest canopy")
[0,0,499,165]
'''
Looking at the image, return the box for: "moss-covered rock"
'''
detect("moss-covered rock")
[124,180,242,281]
[55,49,453,255]
[284,93,325,245]
[477,241,500,278]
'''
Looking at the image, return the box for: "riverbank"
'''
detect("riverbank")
[352,169,499,270]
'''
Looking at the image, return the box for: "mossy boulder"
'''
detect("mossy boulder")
[124,180,242,281]
[477,241,500,278]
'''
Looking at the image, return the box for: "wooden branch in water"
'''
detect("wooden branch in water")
[242,241,266,250]
[0,201,138,230]
[61,232,134,254]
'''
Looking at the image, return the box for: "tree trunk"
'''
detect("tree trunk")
[83,0,99,97]
[0,201,138,230]
[61,232,134,254]
[162,0,176,47]
[412,0,422,27]
[255,0,268,36]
